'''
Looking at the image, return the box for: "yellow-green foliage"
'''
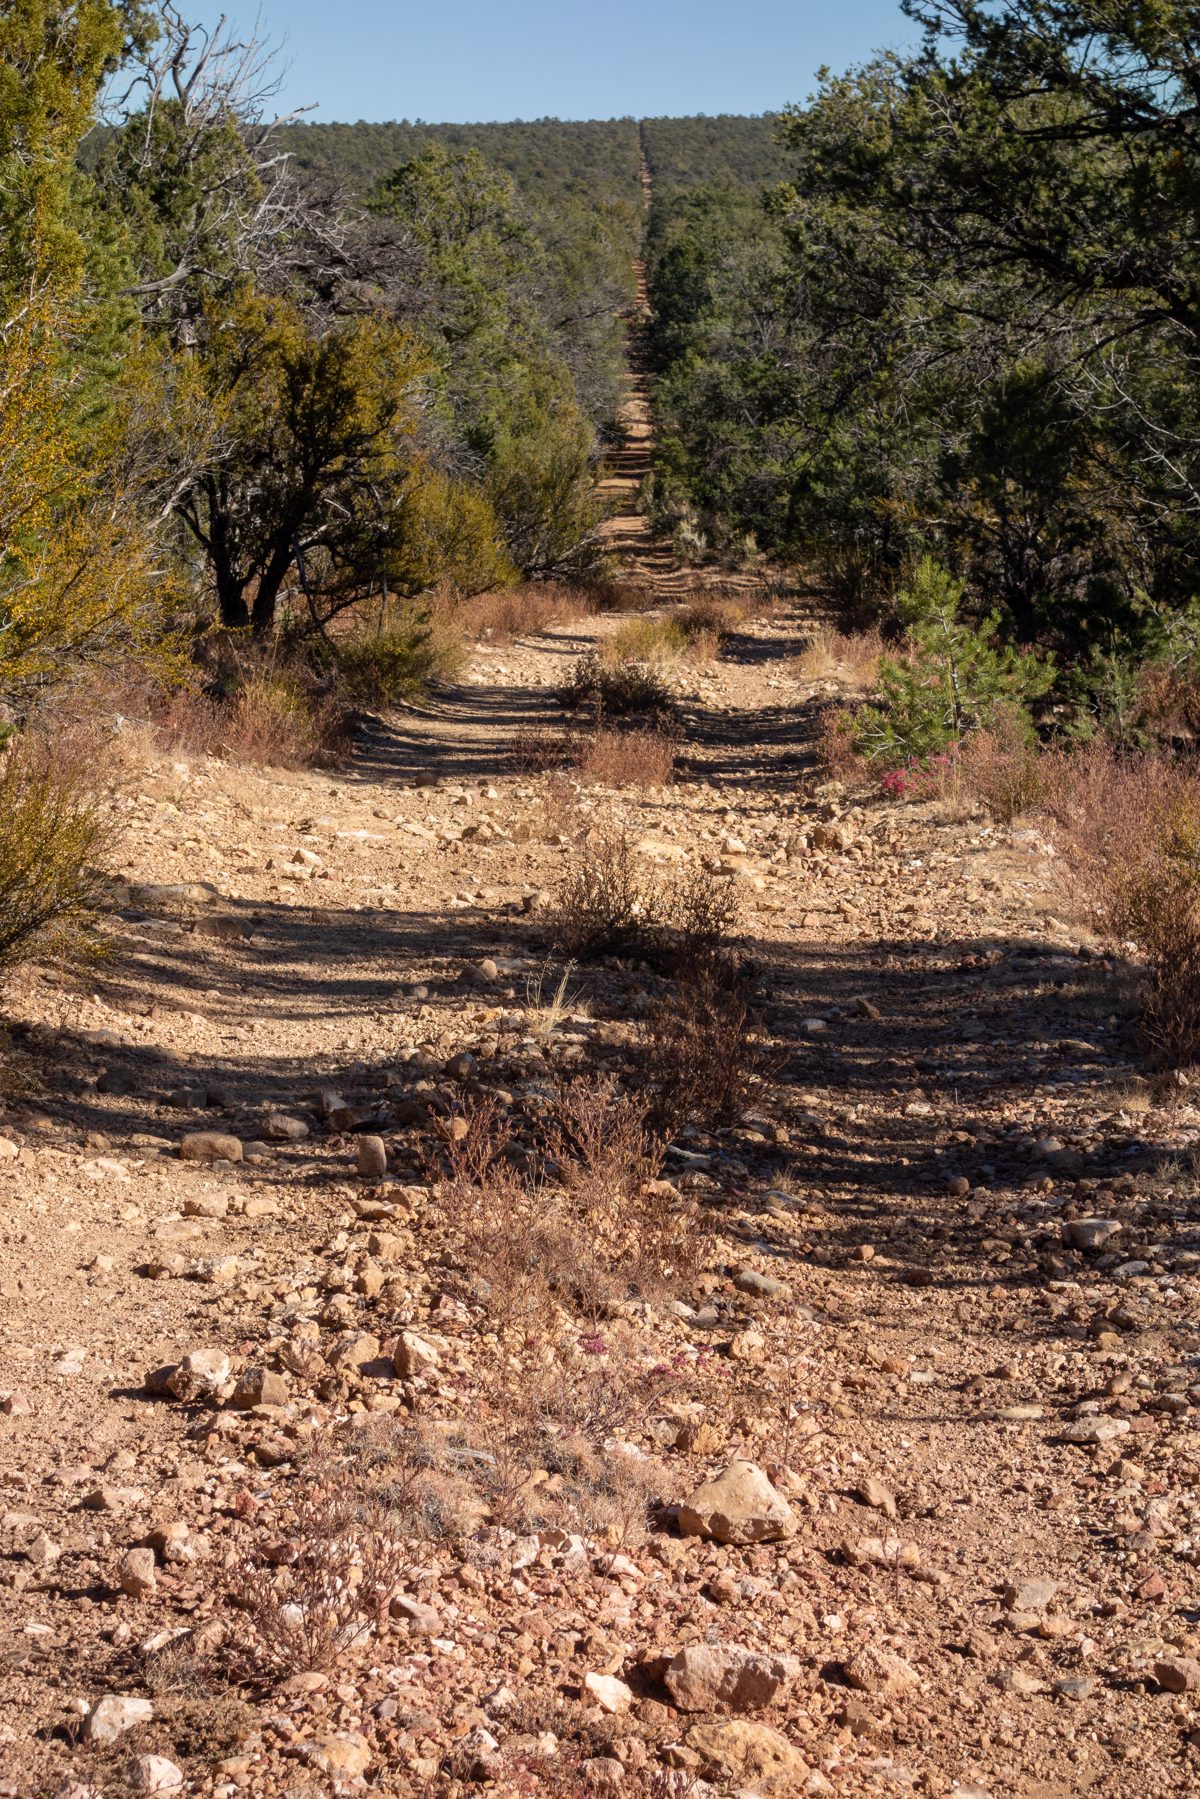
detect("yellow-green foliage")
[0,735,109,970]
[605,617,690,664]
[0,292,169,696]
[389,470,515,599]
[330,605,466,705]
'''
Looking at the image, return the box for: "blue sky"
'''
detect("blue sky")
[186,0,920,123]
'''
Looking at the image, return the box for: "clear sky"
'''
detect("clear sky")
[185,0,921,124]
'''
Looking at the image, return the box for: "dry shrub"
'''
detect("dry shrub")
[158,673,346,769]
[559,651,675,721]
[795,625,882,691]
[458,580,597,643]
[814,703,865,779]
[0,733,111,972]
[517,769,582,842]
[1046,745,1200,1066]
[605,616,690,665]
[576,725,676,788]
[641,964,768,1133]
[959,708,1050,823]
[228,1465,408,1679]
[554,831,741,971]
[666,861,742,972]
[543,1076,684,1318]
[553,826,657,956]
[510,720,570,775]
[677,594,746,641]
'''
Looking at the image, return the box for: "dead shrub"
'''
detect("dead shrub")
[1046,745,1200,1067]
[510,720,570,775]
[576,725,676,788]
[228,1465,409,1679]
[583,575,647,614]
[959,707,1050,824]
[641,964,770,1133]
[542,1076,683,1319]
[552,826,659,956]
[517,769,582,842]
[814,704,865,779]
[158,672,347,769]
[0,733,111,973]
[665,862,742,973]
[677,595,746,643]
[559,651,676,721]
[795,625,882,691]
[553,835,741,973]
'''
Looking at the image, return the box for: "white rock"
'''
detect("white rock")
[82,1694,154,1744]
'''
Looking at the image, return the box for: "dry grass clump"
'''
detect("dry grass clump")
[1046,745,1200,1067]
[795,624,883,691]
[576,725,676,788]
[162,674,348,769]
[605,615,691,665]
[0,733,112,972]
[458,580,596,644]
[677,593,746,643]
[558,652,675,722]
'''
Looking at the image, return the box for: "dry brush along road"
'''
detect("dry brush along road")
[4,410,1200,1799]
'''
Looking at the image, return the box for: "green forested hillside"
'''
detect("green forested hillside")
[277,118,643,210]
[640,113,786,191]
[277,113,787,208]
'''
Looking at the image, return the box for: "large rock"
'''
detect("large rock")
[684,1719,807,1792]
[394,1331,439,1379]
[356,1135,388,1180]
[583,1671,633,1714]
[842,1643,919,1697]
[82,1695,154,1744]
[678,1461,797,1545]
[165,1349,230,1400]
[179,1131,242,1165]
[1155,1656,1200,1693]
[296,1731,373,1777]
[117,1547,157,1599]
[131,1758,183,1794]
[665,1644,794,1713]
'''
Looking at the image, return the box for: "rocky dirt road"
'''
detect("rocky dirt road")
[4,345,1200,1799]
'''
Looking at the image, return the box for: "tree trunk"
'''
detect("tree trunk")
[250,541,295,635]
[216,567,250,630]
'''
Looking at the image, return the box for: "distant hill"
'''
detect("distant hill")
[275,114,789,211]
[640,114,789,192]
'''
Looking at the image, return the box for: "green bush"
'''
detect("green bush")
[854,559,1054,768]
[330,607,465,706]
[0,737,110,971]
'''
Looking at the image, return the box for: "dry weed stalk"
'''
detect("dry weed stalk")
[641,962,771,1133]
[228,1466,409,1678]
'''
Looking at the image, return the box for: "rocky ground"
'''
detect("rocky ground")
[5,375,1200,1799]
